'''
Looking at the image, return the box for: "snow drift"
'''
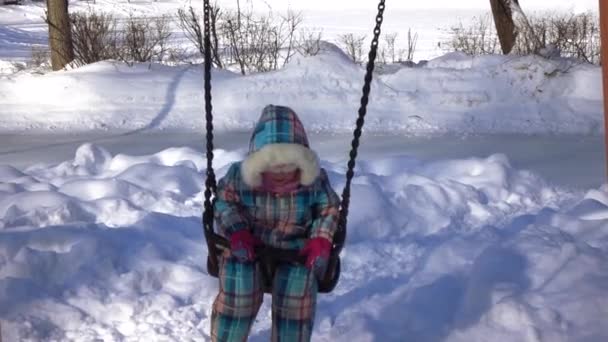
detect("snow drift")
[0,50,602,135]
[1,144,607,341]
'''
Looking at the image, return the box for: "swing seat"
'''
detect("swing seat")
[205,229,341,294]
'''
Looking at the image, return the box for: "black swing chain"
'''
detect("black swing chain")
[336,1,386,248]
[203,0,217,231]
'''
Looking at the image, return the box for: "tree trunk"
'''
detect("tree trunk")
[490,0,518,54]
[46,0,74,70]
[600,0,608,178]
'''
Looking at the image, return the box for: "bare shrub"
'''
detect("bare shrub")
[297,28,323,56]
[514,12,600,63]
[177,5,302,74]
[221,9,302,74]
[448,14,500,55]
[277,10,303,67]
[222,11,271,74]
[379,30,417,64]
[337,33,366,63]
[119,14,172,65]
[69,11,173,66]
[70,11,118,66]
[447,11,600,64]
[177,5,223,68]
[383,32,398,63]
[404,29,418,62]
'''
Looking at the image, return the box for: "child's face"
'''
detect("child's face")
[263,164,300,183]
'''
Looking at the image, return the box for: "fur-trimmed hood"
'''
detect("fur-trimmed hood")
[241,105,320,188]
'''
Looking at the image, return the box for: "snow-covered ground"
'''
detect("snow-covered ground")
[2,142,608,341]
[1,0,608,341]
[0,51,606,338]
[0,132,605,190]
[0,50,603,134]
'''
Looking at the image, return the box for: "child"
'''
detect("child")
[211,105,340,342]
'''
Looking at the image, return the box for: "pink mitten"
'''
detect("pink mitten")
[300,237,332,277]
[230,230,260,262]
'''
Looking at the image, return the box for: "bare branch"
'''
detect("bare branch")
[338,33,366,63]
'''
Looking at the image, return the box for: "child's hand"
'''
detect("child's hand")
[300,237,332,278]
[230,230,260,262]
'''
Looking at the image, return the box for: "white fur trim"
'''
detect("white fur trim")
[241,143,320,187]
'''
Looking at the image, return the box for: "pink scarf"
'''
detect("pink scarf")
[260,170,301,193]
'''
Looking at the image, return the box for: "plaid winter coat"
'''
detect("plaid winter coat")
[214,105,341,250]
[211,105,339,342]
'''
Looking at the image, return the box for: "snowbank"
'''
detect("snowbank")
[0,51,603,135]
[1,144,607,341]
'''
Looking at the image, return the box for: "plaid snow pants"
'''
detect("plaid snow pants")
[211,256,318,342]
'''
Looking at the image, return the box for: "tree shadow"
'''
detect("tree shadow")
[123,65,192,134]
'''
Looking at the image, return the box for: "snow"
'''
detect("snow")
[1,142,607,341]
[1,0,607,340]
[0,52,605,342]
[0,50,603,134]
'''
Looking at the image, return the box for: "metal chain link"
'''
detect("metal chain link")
[203,0,217,231]
[335,0,386,250]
